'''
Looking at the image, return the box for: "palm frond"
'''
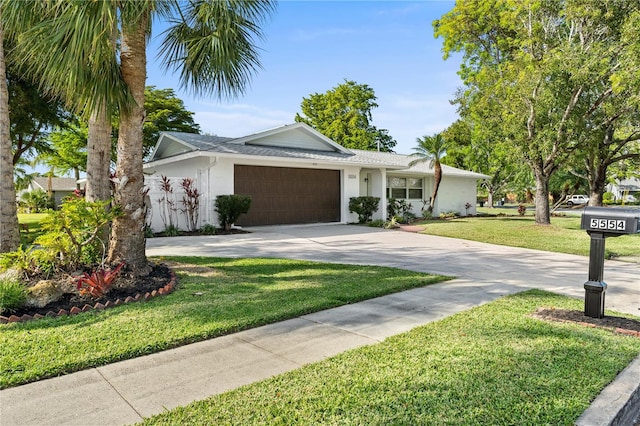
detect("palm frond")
[409,133,447,167]
[3,0,131,116]
[158,0,276,98]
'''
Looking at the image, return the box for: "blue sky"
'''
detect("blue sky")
[146,0,461,155]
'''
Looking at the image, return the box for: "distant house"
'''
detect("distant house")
[21,177,79,207]
[606,178,640,201]
[143,123,488,231]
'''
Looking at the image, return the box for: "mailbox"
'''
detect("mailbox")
[581,206,640,235]
[580,207,640,318]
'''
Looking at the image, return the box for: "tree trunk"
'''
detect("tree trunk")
[487,191,494,208]
[588,166,606,207]
[107,16,149,276]
[428,162,442,213]
[533,168,551,225]
[85,105,112,202]
[0,22,20,253]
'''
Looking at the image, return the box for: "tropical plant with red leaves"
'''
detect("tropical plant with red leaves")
[76,262,125,298]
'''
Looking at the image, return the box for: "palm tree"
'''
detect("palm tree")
[5,0,275,274]
[0,18,20,252]
[410,133,447,214]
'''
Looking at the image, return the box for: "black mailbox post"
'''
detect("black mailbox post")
[580,207,640,318]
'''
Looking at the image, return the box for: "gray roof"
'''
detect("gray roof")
[32,177,78,191]
[151,131,489,179]
[163,132,234,150]
[157,132,381,165]
[350,149,489,178]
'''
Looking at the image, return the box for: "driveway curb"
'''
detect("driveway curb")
[576,355,640,426]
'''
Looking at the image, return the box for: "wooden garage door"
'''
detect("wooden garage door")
[234,165,340,226]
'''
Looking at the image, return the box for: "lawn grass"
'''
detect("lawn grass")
[142,290,640,425]
[0,257,447,389]
[17,213,47,245]
[415,214,640,259]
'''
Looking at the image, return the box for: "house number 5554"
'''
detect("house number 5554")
[590,218,626,231]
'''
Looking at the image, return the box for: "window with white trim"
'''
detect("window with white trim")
[387,176,423,199]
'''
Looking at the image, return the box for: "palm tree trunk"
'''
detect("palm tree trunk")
[429,162,442,213]
[0,21,20,252]
[85,105,112,201]
[107,15,149,275]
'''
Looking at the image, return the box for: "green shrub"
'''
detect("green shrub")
[144,225,155,238]
[35,197,121,271]
[1,198,121,276]
[367,219,385,228]
[603,192,614,204]
[20,189,53,213]
[387,199,414,223]
[439,210,460,219]
[200,223,217,235]
[349,196,380,223]
[0,278,27,315]
[215,195,251,231]
[163,225,180,237]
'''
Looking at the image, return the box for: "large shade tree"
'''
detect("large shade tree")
[40,122,88,187]
[434,0,640,224]
[114,86,201,160]
[295,79,397,152]
[6,0,275,274]
[443,118,519,208]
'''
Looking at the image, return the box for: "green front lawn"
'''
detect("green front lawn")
[142,290,640,425]
[0,257,447,389]
[17,213,48,245]
[416,215,639,259]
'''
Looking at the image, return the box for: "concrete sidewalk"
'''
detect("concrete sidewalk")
[1,224,638,425]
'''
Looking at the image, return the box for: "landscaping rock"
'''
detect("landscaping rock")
[0,268,22,282]
[25,280,64,308]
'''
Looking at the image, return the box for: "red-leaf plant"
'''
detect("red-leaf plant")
[76,262,125,298]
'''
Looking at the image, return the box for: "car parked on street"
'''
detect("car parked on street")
[566,194,589,206]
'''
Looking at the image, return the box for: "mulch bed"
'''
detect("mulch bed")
[1,263,175,324]
[533,308,640,337]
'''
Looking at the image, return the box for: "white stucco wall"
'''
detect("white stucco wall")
[434,176,478,216]
[145,155,367,230]
[144,154,482,231]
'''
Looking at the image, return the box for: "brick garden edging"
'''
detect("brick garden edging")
[0,270,177,324]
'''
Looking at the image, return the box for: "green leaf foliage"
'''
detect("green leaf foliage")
[348,196,380,223]
[112,86,202,160]
[295,79,397,152]
[434,0,640,222]
[0,278,27,315]
[34,197,121,271]
[215,195,251,231]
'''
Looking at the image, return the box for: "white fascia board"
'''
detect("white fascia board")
[149,132,200,161]
[144,149,406,170]
[390,168,491,180]
[143,150,203,169]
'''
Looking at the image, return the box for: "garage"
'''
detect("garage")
[234,165,341,226]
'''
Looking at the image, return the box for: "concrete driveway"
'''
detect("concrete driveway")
[2,224,638,426]
[146,224,640,316]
